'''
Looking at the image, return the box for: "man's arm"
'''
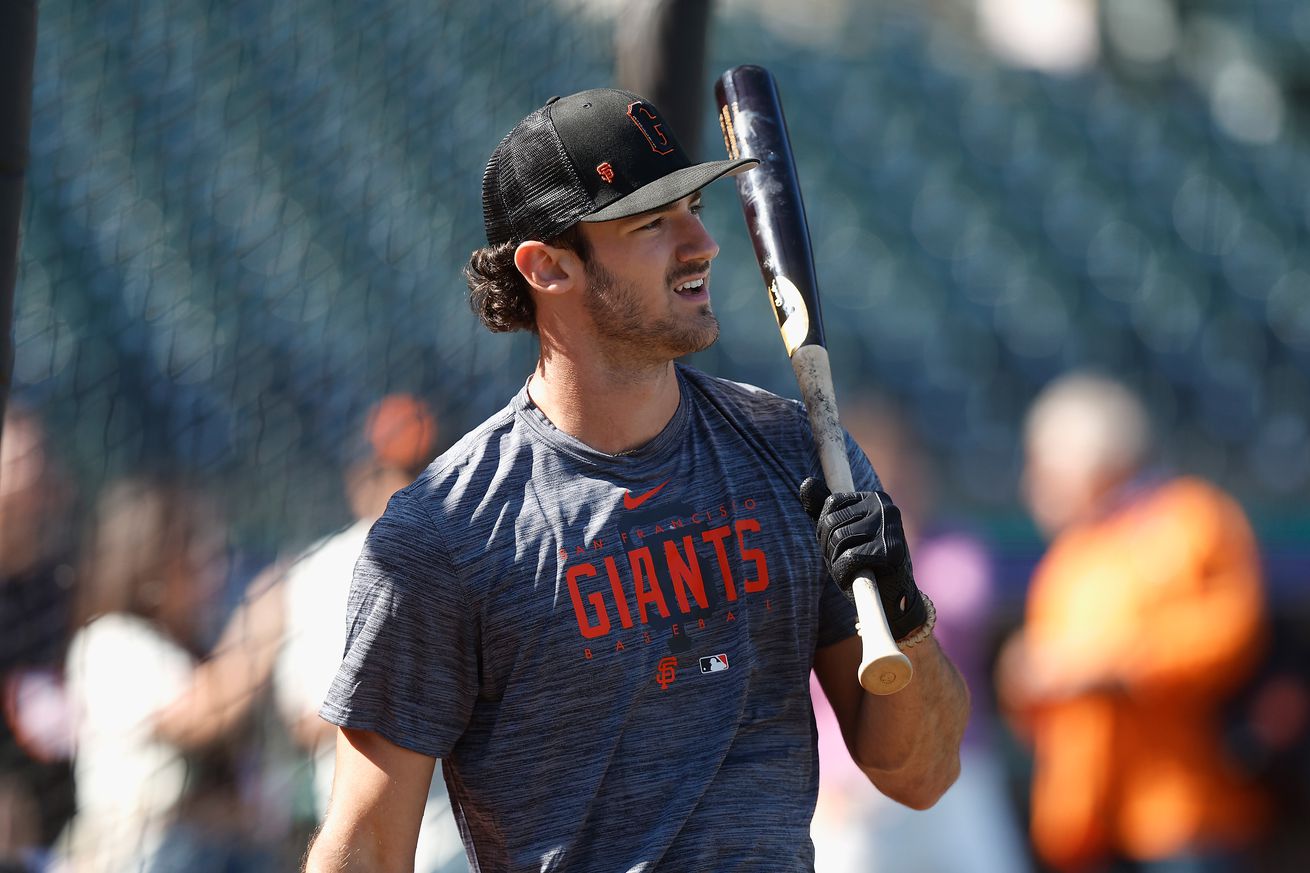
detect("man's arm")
[153,561,288,748]
[304,727,437,873]
[813,632,968,809]
[800,478,971,807]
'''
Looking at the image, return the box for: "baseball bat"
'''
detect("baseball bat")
[715,65,912,695]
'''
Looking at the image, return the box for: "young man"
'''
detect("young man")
[305,89,968,872]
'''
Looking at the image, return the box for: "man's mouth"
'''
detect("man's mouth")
[674,277,707,296]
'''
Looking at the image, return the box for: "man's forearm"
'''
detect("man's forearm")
[303,823,412,873]
[852,636,970,809]
[303,827,355,873]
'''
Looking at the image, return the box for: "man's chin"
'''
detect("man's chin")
[700,313,721,348]
[680,315,720,356]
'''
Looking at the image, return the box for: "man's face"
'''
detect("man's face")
[1021,433,1108,538]
[576,192,721,362]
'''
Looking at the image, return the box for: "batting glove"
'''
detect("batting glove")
[799,477,929,642]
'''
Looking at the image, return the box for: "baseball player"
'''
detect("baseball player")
[304,89,968,872]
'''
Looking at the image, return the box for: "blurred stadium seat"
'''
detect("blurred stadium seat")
[13,0,1309,591]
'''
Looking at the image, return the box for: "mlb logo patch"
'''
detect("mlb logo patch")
[699,653,729,673]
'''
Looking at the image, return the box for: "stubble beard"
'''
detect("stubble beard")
[583,259,719,363]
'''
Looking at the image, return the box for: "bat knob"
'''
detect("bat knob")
[853,581,914,695]
[858,650,913,696]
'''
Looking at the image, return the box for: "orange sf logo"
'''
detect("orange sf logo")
[655,657,677,690]
[627,102,674,155]
[596,162,615,183]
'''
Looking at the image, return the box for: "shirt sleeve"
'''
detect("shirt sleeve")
[319,488,477,759]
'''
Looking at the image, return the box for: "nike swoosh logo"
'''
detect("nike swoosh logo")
[623,479,670,510]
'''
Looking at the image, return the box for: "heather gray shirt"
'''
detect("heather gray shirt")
[321,365,878,872]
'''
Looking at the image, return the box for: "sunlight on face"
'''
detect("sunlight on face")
[583,257,719,361]
[577,193,721,364]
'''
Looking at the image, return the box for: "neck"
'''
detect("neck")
[528,342,681,455]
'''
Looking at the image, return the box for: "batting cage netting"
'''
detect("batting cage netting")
[4,0,1309,870]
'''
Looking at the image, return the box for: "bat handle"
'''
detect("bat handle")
[852,576,912,694]
[791,345,913,695]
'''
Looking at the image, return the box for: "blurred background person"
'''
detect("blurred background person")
[997,372,1269,873]
[58,476,275,873]
[47,393,464,872]
[271,393,466,873]
[809,393,1030,873]
[0,405,77,871]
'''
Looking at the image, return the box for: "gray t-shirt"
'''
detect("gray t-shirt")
[321,365,878,872]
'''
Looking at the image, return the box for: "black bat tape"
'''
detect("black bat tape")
[715,65,825,354]
[717,64,912,695]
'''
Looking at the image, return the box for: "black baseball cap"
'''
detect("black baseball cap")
[481,88,757,246]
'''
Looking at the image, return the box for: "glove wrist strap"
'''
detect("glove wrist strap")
[896,593,936,651]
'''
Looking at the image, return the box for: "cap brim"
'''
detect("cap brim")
[581,158,758,223]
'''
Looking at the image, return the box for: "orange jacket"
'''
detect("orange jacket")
[1019,477,1268,870]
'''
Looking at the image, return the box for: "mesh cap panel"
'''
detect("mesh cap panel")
[483,109,592,245]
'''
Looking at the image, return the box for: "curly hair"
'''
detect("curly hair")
[464,225,590,333]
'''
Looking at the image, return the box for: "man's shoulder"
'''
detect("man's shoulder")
[1153,475,1233,507]
[679,365,821,464]
[679,364,806,422]
[386,397,534,530]
[1147,475,1251,536]
[413,400,521,487]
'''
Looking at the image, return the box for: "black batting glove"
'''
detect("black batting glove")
[799,477,928,642]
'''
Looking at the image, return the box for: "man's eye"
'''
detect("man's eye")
[639,217,663,230]
[689,201,704,215]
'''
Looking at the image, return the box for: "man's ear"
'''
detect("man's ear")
[515,240,583,296]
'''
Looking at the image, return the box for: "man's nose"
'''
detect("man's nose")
[678,213,719,263]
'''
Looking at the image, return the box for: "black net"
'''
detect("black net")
[17,0,615,548]
[17,2,1310,543]
[7,0,1310,869]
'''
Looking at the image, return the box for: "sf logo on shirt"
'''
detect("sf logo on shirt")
[656,657,677,690]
